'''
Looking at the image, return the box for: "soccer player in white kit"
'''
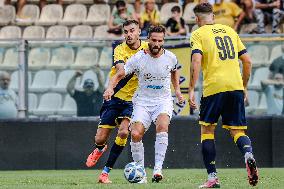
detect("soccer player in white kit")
[104,25,184,183]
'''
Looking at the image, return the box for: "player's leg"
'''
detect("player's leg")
[152,113,170,183]
[101,118,130,177]
[199,93,223,188]
[86,127,112,168]
[222,90,258,186]
[86,100,117,168]
[130,121,146,167]
[229,129,258,186]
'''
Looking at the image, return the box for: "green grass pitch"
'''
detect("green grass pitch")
[0,168,283,189]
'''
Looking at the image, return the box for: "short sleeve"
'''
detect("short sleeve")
[124,54,138,75]
[113,46,125,66]
[165,18,171,28]
[236,35,247,57]
[190,31,203,55]
[171,56,178,71]
[72,90,80,99]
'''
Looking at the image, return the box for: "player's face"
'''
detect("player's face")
[123,24,140,45]
[148,32,165,55]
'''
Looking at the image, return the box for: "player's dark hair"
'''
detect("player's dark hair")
[193,2,213,15]
[148,25,166,38]
[116,0,126,8]
[123,19,139,27]
[171,6,181,13]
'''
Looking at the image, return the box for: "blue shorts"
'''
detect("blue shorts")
[199,90,247,130]
[98,97,133,129]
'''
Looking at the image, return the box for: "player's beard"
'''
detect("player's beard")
[149,44,162,55]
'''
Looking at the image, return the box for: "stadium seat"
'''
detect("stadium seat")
[33,92,62,116]
[23,26,45,39]
[269,45,282,63]
[15,4,40,26]
[0,48,5,64]
[59,4,87,26]
[0,26,21,39]
[46,25,69,39]
[71,47,99,69]
[70,25,93,39]
[30,70,56,92]
[160,3,180,24]
[94,25,110,39]
[0,5,15,26]
[28,93,38,113]
[51,70,75,93]
[246,90,259,114]
[83,4,110,25]
[78,70,99,90]
[183,3,197,24]
[10,70,32,91]
[0,48,18,70]
[247,45,269,67]
[98,47,113,69]
[239,23,257,34]
[48,47,75,69]
[249,67,270,90]
[57,94,77,116]
[35,4,63,26]
[28,47,50,69]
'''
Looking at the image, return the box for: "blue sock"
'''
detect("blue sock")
[105,143,124,169]
[202,138,217,174]
[102,166,111,174]
[95,143,105,151]
[235,135,253,156]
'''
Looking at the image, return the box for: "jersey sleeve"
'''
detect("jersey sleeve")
[236,35,247,57]
[113,46,125,66]
[171,56,178,71]
[124,54,138,75]
[190,31,203,56]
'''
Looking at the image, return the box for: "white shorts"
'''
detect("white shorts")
[131,102,173,131]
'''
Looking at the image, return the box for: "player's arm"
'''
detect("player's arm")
[189,53,202,109]
[239,52,252,104]
[171,66,184,104]
[103,64,126,101]
[189,31,202,110]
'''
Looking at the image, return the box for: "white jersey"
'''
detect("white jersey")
[124,49,178,106]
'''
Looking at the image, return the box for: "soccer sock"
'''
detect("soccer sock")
[154,132,168,170]
[233,133,253,160]
[104,136,127,172]
[201,134,217,175]
[130,140,144,167]
[95,143,106,151]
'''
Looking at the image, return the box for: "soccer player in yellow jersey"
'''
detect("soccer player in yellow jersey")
[85,20,148,184]
[189,3,259,188]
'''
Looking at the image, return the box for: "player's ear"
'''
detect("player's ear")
[138,28,141,35]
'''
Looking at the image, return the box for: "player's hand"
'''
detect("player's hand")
[75,70,83,77]
[103,87,114,101]
[175,90,185,104]
[188,89,197,110]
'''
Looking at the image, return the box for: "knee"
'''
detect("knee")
[95,133,107,145]
[131,130,143,142]
[118,128,129,139]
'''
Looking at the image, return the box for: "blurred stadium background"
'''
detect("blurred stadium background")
[0,0,283,188]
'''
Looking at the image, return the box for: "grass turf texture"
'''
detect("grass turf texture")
[0,168,283,189]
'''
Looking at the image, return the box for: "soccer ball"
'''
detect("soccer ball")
[124,162,146,183]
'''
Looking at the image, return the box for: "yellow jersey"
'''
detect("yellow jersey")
[190,24,246,97]
[110,40,148,101]
[213,2,242,28]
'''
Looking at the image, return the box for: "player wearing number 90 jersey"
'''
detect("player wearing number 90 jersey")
[189,3,258,188]
[190,23,246,97]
